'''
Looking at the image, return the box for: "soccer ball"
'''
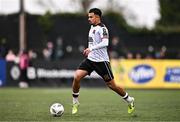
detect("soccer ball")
[50,103,64,117]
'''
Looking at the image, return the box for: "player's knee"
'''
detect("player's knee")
[106,80,116,90]
[106,81,113,89]
[74,72,82,82]
[106,82,111,88]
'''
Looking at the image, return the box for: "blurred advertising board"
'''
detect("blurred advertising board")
[111,59,180,89]
[6,61,101,87]
[0,59,6,86]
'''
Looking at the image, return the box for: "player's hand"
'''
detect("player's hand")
[83,48,91,57]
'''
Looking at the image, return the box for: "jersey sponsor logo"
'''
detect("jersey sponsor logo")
[129,65,155,83]
[164,67,180,82]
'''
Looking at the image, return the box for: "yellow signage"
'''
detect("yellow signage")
[111,59,180,89]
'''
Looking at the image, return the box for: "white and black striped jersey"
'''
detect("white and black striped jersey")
[87,23,110,62]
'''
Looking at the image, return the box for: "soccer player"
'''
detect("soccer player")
[72,8,135,114]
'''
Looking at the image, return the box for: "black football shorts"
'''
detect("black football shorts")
[78,58,114,82]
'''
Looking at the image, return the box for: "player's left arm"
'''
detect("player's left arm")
[90,27,109,51]
[83,39,108,56]
[83,27,109,56]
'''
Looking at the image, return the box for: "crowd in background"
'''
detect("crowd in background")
[0,35,179,88]
[0,36,180,63]
[109,36,168,60]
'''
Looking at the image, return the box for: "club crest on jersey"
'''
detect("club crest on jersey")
[102,28,108,38]
[93,30,96,34]
[88,37,93,42]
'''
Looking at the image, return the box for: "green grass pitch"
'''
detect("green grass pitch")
[0,88,180,121]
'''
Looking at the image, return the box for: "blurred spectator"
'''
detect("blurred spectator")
[147,45,155,59]
[126,52,133,59]
[19,50,29,88]
[110,36,126,59]
[135,53,142,59]
[28,49,37,60]
[28,49,37,66]
[5,49,16,62]
[42,41,55,61]
[47,41,55,60]
[55,37,64,60]
[155,46,167,59]
[110,37,119,59]
[42,48,51,61]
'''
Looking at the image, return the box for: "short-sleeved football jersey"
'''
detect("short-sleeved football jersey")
[87,23,109,62]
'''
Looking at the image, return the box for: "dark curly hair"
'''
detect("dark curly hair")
[89,8,102,17]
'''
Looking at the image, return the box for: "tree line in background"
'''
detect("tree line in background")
[109,0,180,33]
[1,0,180,59]
[155,0,180,33]
[38,0,180,35]
[158,0,180,26]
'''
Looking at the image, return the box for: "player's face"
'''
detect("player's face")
[88,13,99,25]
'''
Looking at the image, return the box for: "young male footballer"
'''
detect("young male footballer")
[72,8,135,114]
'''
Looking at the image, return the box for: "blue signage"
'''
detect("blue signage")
[0,59,6,86]
[129,65,155,83]
[164,67,180,82]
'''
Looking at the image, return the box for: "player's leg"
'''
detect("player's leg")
[72,69,88,101]
[72,69,89,114]
[94,61,135,114]
[105,79,126,96]
[72,59,93,114]
[105,79,135,114]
